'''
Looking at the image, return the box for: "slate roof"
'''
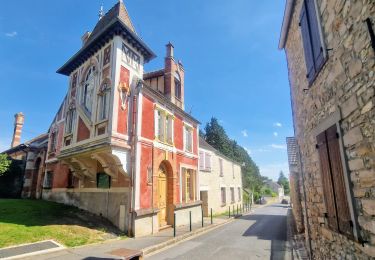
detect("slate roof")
[2,133,48,154]
[57,0,155,76]
[199,137,241,167]
[286,137,298,166]
[143,69,165,80]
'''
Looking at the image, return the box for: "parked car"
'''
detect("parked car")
[281,198,289,204]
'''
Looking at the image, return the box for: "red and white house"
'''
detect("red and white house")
[16,1,201,237]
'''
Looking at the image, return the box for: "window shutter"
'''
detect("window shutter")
[326,125,353,238]
[199,151,204,170]
[306,0,324,72]
[317,131,338,231]
[205,153,211,171]
[300,2,315,83]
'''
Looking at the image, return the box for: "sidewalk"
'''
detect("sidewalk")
[19,214,237,260]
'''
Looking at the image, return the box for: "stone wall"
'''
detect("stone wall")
[284,0,375,258]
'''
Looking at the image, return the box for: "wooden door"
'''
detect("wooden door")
[158,168,167,227]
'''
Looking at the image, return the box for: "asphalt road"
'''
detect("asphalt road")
[147,204,292,260]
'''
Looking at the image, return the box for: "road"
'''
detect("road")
[147,204,292,260]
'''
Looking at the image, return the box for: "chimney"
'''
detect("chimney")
[166,42,174,58]
[11,112,24,148]
[81,31,91,46]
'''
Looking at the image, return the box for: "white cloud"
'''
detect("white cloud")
[273,132,278,137]
[5,31,17,37]
[270,144,287,149]
[273,122,282,127]
[241,129,248,138]
[259,162,289,181]
[244,147,252,155]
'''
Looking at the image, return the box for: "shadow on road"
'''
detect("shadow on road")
[240,205,290,260]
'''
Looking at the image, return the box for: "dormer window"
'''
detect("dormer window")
[174,72,181,100]
[82,66,96,114]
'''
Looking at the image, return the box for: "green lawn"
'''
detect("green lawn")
[0,199,124,248]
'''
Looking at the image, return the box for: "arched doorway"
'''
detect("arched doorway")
[158,163,168,227]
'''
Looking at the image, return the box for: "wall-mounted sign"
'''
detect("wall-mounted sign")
[122,43,140,72]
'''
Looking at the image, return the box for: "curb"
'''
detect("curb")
[142,217,236,256]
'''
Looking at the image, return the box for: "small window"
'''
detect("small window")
[184,125,193,153]
[230,187,235,203]
[205,153,211,171]
[50,131,57,152]
[182,168,195,202]
[67,172,74,188]
[65,108,76,134]
[174,72,181,100]
[44,171,53,189]
[97,173,111,189]
[199,151,204,170]
[221,187,226,206]
[300,0,326,84]
[98,83,110,121]
[82,66,96,114]
[219,158,224,177]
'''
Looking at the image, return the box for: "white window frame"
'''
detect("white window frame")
[183,123,193,153]
[154,107,174,145]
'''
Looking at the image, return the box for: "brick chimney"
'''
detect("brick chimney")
[11,112,24,148]
[164,42,185,109]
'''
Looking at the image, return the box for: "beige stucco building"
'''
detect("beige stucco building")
[198,137,243,216]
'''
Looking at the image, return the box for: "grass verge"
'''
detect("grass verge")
[0,199,125,248]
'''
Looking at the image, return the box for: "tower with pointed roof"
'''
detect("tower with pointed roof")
[37,1,200,237]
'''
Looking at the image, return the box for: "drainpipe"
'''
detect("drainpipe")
[128,93,138,236]
[297,144,313,259]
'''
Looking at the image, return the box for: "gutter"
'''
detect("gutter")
[278,0,295,49]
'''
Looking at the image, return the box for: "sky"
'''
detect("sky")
[0,0,293,181]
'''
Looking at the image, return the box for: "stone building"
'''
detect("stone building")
[3,1,201,237]
[280,0,375,258]
[198,137,243,216]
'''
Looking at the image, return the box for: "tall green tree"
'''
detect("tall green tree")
[0,154,11,175]
[277,171,290,194]
[202,117,263,193]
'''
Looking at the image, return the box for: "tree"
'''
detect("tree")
[203,117,264,193]
[277,171,290,194]
[0,154,11,175]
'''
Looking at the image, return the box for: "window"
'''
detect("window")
[182,168,196,203]
[82,66,96,114]
[219,158,224,177]
[184,125,193,153]
[221,187,226,206]
[174,72,181,100]
[98,83,110,121]
[65,107,76,134]
[155,109,173,145]
[300,0,325,84]
[238,187,241,202]
[97,173,111,189]
[44,171,53,189]
[50,130,57,152]
[67,171,74,188]
[230,187,235,203]
[317,124,353,239]
[199,151,211,171]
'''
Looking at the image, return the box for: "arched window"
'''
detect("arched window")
[174,72,181,100]
[82,66,96,114]
[98,83,110,121]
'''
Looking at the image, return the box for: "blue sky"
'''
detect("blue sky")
[0,0,292,181]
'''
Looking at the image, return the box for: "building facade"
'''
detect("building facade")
[5,1,201,237]
[280,0,375,258]
[198,137,242,216]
